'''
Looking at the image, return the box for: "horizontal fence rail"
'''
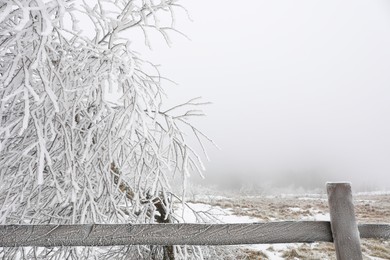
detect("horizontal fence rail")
[0,222,389,247]
[1,183,390,260]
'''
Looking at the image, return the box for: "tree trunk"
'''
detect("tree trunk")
[153,197,175,260]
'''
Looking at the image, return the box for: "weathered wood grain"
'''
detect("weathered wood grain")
[327,182,363,260]
[0,222,389,247]
[359,223,390,240]
[0,221,333,247]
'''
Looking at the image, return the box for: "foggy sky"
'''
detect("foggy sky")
[132,0,390,191]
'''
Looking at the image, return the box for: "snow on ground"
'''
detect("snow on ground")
[175,202,259,224]
[174,202,299,259]
[172,191,390,259]
[356,191,390,196]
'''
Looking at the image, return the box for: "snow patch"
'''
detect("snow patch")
[175,202,260,224]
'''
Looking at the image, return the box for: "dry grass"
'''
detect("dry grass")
[237,249,269,260]
[191,192,390,259]
[362,239,390,259]
[281,248,304,259]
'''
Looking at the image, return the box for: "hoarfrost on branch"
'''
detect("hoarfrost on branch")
[0,0,220,258]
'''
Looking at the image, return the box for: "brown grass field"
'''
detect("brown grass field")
[189,191,390,259]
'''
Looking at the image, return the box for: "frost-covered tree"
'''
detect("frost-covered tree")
[0,1,222,259]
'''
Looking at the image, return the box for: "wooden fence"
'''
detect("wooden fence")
[1,182,390,260]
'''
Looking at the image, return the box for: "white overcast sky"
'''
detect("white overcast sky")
[129,0,390,190]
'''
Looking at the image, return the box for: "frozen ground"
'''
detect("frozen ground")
[176,191,390,259]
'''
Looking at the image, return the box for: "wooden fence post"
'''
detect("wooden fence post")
[326,182,363,260]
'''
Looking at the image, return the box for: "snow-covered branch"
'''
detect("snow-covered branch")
[0,1,215,259]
